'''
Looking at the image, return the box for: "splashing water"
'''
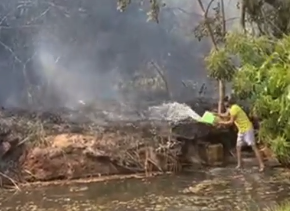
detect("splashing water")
[147,102,201,123]
[73,100,201,123]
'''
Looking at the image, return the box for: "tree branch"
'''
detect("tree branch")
[197,0,218,49]
[197,0,227,113]
[240,0,246,32]
[150,61,171,99]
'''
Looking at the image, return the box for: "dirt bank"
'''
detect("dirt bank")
[0,107,237,186]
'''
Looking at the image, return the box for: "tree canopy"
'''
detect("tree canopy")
[119,0,290,38]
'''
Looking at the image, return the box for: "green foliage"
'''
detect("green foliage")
[265,201,290,211]
[204,48,236,81]
[194,1,236,82]
[225,32,273,66]
[228,32,290,162]
[117,0,163,23]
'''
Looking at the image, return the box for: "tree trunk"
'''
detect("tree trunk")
[197,0,227,113]
[240,0,246,32]
[218,0,226,113]
[218,80,225,113]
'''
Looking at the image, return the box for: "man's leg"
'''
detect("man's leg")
[245,130,265,172]
[236,133,243,169]
[252,145,265,172]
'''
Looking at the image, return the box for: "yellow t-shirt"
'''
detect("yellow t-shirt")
[229,104,253,133]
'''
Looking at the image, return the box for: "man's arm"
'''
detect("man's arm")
[219,114,236,125]
[218,112,229,118]
[213,109,229,118]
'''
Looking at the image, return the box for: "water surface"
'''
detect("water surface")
[1,166,290,211]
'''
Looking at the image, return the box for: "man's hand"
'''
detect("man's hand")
[213,118,228,128]
[213,118,221,127]
[215,123,224,129]
[212,111,219,117]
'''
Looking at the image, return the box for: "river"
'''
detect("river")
[1,165,290,211]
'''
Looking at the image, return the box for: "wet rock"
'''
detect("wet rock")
[206,144,224,166]
[183,142,206,166]
[182,179,230,194]
[183,141,229,167]
[171,119,216,140]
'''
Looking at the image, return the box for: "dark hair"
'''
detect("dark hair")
[223,95,235,105]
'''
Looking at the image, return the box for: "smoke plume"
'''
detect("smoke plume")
[0,0,239,109]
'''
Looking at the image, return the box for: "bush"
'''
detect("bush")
[224,32,290,164]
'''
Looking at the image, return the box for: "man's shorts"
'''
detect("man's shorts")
[236,129,255,147]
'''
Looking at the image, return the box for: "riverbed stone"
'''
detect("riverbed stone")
[206,143,224,166]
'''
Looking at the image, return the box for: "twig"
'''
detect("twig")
[0,172,21,191]
[0,40,23,64]
[0,4,27,27]
[150,61,171,99]
[16,136,31,147]
[229,149,236,158]
[26,7,51,25]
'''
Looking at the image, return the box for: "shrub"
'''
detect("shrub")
[224,32,290,164]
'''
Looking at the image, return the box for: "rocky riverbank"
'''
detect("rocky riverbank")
[0,103,249,186]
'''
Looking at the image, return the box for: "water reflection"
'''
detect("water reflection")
[1,167,290,211]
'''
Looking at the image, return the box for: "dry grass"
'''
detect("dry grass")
[241,202,290,211]
[265,202,290,211]
[0,172,21,191]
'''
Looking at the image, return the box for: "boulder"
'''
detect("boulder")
[0,106,235,184]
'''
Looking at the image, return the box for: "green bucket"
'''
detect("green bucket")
[198,111,216,125]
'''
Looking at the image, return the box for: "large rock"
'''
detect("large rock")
[0,107,235,184]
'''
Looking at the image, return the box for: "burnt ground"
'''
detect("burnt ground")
[0,101,270,186]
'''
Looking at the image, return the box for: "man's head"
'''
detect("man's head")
[223,96,235,108]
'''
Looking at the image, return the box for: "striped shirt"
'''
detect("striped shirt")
[229,104,253,133]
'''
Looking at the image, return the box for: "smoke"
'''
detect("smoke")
[0,0,239,109]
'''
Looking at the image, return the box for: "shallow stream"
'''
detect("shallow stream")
[1,166,290,211]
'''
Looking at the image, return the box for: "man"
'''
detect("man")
[216,96,265,172]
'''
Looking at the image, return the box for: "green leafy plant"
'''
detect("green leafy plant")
[205,47,235,81]
[227,31,290,164]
